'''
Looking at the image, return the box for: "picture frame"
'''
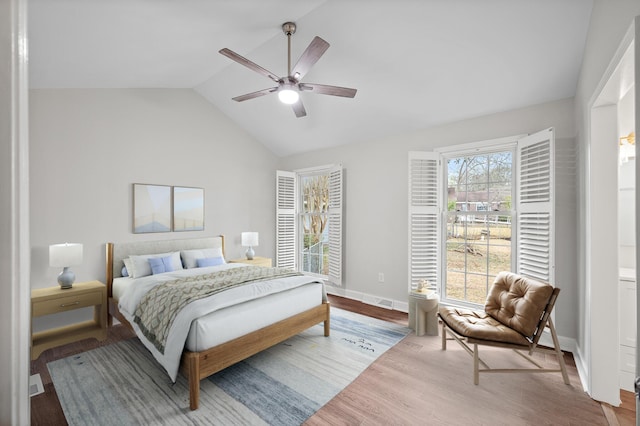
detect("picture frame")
[133,184,172,233]
[173,186,204,232]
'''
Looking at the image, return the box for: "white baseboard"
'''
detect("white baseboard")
[572,342,591,395]
[326,286,409,313]
[362,294,394,309]
[538,331,576,355]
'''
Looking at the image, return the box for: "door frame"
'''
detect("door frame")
[585,18,637,406]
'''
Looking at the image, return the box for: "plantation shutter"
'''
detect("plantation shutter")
[408,151,440,291]
[516,128,555,283]
[276,171,296,269]
[327,165,344,286]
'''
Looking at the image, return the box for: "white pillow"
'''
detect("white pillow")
[122,258,133,277]
[181,248,224,269]
[128,251,183,278]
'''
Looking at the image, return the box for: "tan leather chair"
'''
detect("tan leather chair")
[438,271,570,385]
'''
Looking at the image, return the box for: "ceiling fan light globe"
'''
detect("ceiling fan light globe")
[278,88,299,104]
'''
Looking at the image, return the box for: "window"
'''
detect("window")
[445,151,513,305]
[300,173,329,275]
[276,165,343,285]
[409,128,554,308]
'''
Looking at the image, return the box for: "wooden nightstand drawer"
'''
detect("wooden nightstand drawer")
[229,257,272,267]
[32,291,102,317]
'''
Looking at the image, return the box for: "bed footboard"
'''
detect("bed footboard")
[181,301,330,410]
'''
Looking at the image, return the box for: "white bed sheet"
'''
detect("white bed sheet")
[116,263,325,381]
[115,275,323,351]
[112,276,133,302]
[186,282,323,351]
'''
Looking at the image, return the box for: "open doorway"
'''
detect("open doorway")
[587,28,636,409]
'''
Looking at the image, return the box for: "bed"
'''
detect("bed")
[105,235,330,410]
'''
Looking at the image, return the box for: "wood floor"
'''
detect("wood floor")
[30,295,635,425]
[319,296,636,426]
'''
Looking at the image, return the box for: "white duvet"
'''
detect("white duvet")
[118,263,323,381]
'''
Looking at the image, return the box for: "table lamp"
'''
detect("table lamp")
[49,243,83,289]
[241,232,259,260]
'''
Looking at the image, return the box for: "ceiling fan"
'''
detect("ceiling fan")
[219,22,357,118]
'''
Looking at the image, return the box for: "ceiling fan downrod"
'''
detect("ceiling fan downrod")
[282,22,296,76]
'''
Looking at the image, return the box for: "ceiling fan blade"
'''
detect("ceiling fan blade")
[292,99,307,118]
[219,48,280,83]
[232,87,278,102]
[291,36,329,81]
[299,83,357,98]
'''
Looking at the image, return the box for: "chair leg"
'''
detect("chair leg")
[473,343,479,385]
[548,318,570,385]
[441,320,447,350]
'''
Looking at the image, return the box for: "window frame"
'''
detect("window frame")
[276,164,344,286]
[298,168,331,279]
[440,144,518,308]
[409,128,555,310]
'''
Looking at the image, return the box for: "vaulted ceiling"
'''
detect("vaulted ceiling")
[28,0,593,157]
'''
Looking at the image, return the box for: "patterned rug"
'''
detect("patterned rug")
[48,308,410,425]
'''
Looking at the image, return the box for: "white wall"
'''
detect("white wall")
[279,98,578,339]
[29,89,279,330]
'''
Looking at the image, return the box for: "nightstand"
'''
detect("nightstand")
[229,257,273,267]
[31,280,107,360]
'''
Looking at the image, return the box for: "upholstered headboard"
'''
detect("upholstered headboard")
[105,235,225,297]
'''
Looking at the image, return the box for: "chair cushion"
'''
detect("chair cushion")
[439,306,531,345]
[484,272,553,338]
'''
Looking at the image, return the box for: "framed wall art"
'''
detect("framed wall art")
[173,186,204,232]
[133,184,172,233]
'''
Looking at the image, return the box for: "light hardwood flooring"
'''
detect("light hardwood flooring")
[30,295,635,425]
[314,296,636,426]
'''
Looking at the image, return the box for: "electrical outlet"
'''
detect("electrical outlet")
[378,272,384,282]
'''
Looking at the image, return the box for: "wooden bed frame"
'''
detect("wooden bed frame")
[105,235,330,410]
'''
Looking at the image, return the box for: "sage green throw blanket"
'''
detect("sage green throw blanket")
[134,266,302,354]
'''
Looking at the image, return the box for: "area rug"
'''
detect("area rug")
[48,308,410,425]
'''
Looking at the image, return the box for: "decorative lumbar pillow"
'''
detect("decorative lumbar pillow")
[148,255,175,275]
[181,248,224,269]
[196,256,226,268]
[121,266,129,277]
[128,251,183,278]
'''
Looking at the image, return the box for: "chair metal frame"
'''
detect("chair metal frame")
[440,287,570,385]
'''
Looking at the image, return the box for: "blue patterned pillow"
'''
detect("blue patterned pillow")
[196,257,225,268]
[148,256,175,275]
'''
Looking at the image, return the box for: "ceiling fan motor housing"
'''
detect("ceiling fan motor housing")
[282,22,296,35]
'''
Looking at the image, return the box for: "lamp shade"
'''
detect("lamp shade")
[241,232,258,261]
[241,232,259,247]
[49,243,83,267]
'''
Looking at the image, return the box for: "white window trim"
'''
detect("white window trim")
[408,152,441,293]
[435,134,524,156]
[276,171,297,270]
[293,164,337,174]
[276,165,344,286]
[409,128,555,309]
